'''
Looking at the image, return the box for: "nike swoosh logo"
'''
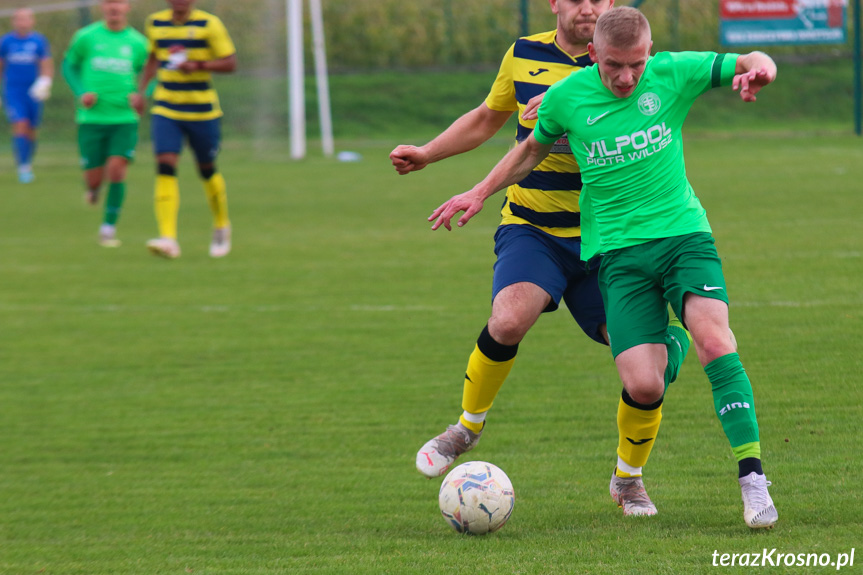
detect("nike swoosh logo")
[586,111,611,125]
[703,285,724,291]
[528,68,549,76]
[626,437,653,445]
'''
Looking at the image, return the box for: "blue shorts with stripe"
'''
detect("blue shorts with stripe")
[151,113,221,165]
[3,89,42,127]
[492,224,607,345]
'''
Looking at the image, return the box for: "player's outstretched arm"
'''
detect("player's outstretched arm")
[732,51,777,102]
[390,103,512,175]
[429,133,552,231]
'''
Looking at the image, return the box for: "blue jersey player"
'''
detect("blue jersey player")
[0,8,53,183]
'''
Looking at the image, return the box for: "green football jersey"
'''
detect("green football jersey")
[64,22,149,125]
[535,51,739,260]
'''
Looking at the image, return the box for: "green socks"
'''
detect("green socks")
[706,352,760,452]
[104,182,126,226]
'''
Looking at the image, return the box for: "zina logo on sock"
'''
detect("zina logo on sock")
[719,401,750,416]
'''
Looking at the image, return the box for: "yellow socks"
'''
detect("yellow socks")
[203,172,230,229]
[154,174,179,239]
[459,325,518,434]
[615,390,663,478]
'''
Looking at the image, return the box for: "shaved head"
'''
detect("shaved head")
[12,7,35,35]
[593,6,651,51]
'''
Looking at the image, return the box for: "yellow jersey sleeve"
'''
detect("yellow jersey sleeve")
[484,44,518,113]
[206,15,236,59]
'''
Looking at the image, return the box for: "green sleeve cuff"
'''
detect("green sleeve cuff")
[534,121,563,145]
[712,53,740,88]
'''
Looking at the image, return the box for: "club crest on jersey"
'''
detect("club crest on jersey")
[638,92,661,116]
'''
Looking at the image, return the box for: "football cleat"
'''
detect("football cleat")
[146,237,181,259]
[18,166,34,184]
[209,226,231,258]
[610,468,658,516]
[416,422,482,478]
[98,224,121,248]
[739,472,778,529]
[85,189,99,206]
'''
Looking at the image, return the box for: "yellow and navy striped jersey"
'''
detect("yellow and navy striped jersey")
[485,30,593,238]
[145,9,235,122]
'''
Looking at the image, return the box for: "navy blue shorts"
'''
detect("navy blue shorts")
[3,89,42,127]
[492,224,607,344]
[151,114,221,164]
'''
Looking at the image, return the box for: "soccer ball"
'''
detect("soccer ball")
[438,461,515,535]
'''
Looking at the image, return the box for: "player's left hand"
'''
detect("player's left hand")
[732,67,775,102]
[129,93,146,115]
[428,190,485,231]
[521,92,545,121]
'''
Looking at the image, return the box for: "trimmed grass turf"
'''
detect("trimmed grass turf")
[0,134,861,574]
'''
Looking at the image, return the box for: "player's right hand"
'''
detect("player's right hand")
[81,93,98,109]
[389,145,430,175]
[428,189,484,231]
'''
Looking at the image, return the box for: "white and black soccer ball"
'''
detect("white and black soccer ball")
[438,461,515,535]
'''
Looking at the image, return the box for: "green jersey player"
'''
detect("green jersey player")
[62,0,148,247]
[429,6,778,529]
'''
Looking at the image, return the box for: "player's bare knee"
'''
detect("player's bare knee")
[695,333,736,366]
[487,314,529,346]
[624,380,664,405]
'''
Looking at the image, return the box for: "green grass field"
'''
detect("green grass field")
[0,133,861,574]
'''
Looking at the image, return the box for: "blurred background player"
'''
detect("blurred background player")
[138,0,237,259]
[391,0,690,517]
[0,7,53,183]
[63,0,149,247]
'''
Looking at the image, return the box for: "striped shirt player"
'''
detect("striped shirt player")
[139,2,237,259]
[485,29,591,238]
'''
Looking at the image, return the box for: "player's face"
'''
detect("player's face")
[551,0,614,47]
[588,33,652,98]
[167,0,195,13]
[12,9,35,35]
[102,0,130,26]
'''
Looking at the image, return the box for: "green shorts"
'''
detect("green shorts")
[78,123,139,170]
[599,232,730,357]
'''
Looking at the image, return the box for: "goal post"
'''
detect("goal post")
[287,0,334,160]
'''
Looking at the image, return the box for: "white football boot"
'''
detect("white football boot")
[146,237,181,259]
[209,226,231,258]
[416,422,482,478]
[98,224,121,248]
[739,472,778,529]
[609,469,658,516]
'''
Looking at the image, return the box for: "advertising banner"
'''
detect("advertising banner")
[720,0,848,45]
